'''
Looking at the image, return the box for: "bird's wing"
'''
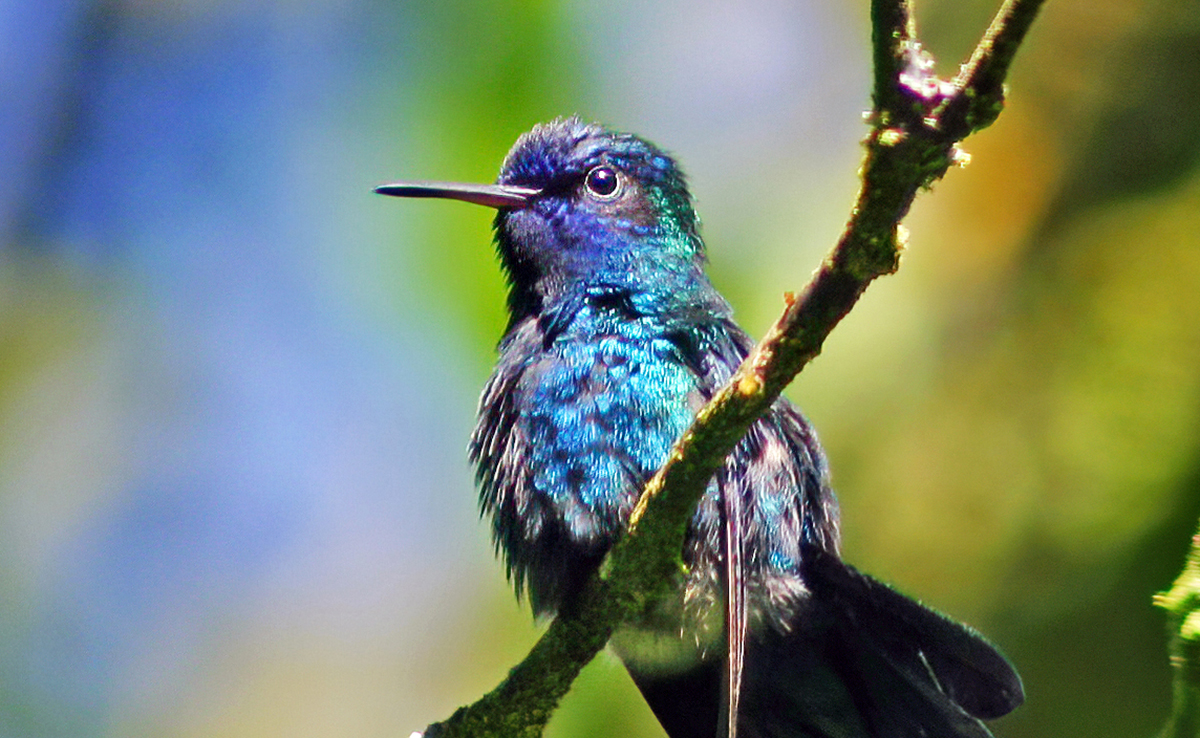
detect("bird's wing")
[800,544,1025,721]
[470,320,612,615]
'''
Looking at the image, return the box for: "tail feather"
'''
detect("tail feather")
[723,473,748,738]
[626,548,1023,738]
[799,545,1024,721]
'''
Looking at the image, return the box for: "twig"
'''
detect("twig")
[940,0,1050,137]
[418,0,1047,735]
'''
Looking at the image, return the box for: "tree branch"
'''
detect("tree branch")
[418,1,1047,735]
[940,0,1050,137]
[870,0,915,115]
[1155,520,1200,738]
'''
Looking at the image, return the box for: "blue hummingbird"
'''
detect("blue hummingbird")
[377,117,1023,738]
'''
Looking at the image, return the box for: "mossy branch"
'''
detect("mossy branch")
[417,1,1046,735]
[1155,521,1200,738]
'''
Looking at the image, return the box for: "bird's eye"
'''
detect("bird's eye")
[584,166,621,198]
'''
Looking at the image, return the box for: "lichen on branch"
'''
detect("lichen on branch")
[1155,522,1200,738]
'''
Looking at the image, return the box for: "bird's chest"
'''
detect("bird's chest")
[517,325,700,519]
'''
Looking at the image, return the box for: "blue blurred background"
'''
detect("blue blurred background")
[2,0,1199,736]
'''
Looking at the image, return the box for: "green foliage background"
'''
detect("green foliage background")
[1,0,1198,737]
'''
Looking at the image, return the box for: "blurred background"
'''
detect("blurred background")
[2,0,1198,736]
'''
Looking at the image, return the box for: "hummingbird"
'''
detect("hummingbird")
[377,117,1023,738]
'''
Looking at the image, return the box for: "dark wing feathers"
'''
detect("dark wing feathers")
[636,553,1023,738]
[800,545,1025,722]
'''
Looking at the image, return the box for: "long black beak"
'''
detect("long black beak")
[374,180,539,209]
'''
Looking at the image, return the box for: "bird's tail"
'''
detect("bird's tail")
[627,546,1024,738]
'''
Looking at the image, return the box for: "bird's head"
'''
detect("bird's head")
[377,118,707,322]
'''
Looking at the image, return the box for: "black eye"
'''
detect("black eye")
[584,166,620,198]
